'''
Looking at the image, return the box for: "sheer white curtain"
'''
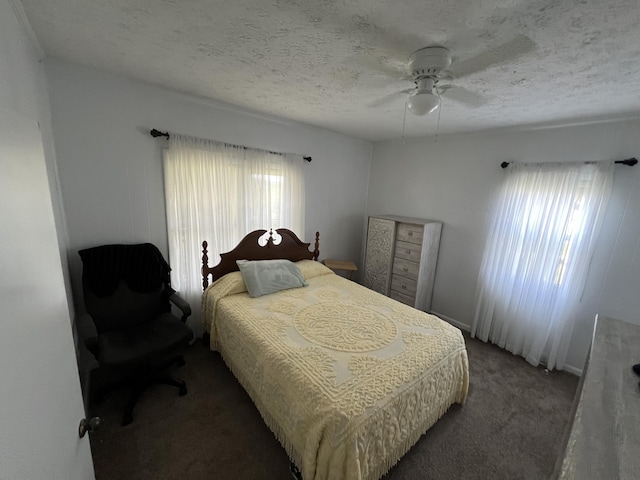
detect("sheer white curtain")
[472,161,613,370]
[163,134,305,334]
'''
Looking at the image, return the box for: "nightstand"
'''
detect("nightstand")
[323,259,358,279]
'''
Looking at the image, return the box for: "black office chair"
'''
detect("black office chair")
[77,243,193,426]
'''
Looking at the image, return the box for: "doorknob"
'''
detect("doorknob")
[78,417,101,438]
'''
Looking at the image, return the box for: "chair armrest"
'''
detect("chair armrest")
[77,313,99,355]
[169,292,192,323]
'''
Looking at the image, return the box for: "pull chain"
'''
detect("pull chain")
[434,86,442,143]
[402,97,408,144]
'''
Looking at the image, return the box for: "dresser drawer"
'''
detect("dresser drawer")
[390,289,416,307]
[394,240,422,263]
[396,223,424,245]
[391,274,417,296]
[392,257,419,281]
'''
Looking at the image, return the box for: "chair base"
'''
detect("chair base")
[91,355,188,426]
[121,374,187,426]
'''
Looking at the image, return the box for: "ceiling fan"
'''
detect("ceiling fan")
[366,34,536,117]
[404,46,451,115]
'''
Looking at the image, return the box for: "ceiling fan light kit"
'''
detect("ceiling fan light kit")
[407,91,440,115]
[405,46,452,116]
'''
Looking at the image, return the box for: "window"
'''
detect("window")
[472,162,613,370]
[553,175,599,286]
[162,134,305,334]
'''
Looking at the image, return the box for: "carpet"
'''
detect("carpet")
[89,333,578,480]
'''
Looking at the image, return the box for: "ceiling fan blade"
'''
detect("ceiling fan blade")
[343,25,428,81]
[369,27,428,63]
[348,52,409,81]
[368,89,414,108]
[448,34,536,78]
[438,85,484,107]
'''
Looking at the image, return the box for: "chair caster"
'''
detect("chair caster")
[121,412,133,426]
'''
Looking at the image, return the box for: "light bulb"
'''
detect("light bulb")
[407,92,440,116]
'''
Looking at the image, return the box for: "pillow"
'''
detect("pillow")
[236,259,308,298]
[208,271,247,296]
[296,259,335,279]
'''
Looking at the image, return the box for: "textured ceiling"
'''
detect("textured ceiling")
[19,0,640,141]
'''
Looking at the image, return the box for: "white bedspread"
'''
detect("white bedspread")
[202,260,469,480]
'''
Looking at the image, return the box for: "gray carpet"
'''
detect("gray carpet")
[90,333,579,480]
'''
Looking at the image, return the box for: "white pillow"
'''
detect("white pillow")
[236,259,308,298]
[295,259,334,279]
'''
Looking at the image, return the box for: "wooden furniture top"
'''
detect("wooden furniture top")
[201,228,320,290]
[323,259,358,280]
[323,259,358,271]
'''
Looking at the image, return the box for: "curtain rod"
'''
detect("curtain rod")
[150,128,312,162]
[500,157,637,169]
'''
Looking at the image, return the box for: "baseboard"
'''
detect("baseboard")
[429,310,583,376]
[429,311,471,332]
[561,363,583,376]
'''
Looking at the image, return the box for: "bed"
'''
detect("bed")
[200,228,469,480]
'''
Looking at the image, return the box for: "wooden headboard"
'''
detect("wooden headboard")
[201,228,320,290]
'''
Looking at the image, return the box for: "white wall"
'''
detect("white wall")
[0,0,93,478]
[369,120,640,373]
[45,59,372,320]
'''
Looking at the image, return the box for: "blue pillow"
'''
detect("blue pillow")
[236,259,308,298]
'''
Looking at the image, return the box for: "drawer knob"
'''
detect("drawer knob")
[402,284,407,289]
[405,249,411,254]
[408,232,413,237]
[403,267,408,272]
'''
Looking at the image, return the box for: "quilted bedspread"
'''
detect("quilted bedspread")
[202,260,469,480]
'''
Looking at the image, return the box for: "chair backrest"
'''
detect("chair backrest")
[79,243,172,333]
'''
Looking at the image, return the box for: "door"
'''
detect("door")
[0,111,95,479]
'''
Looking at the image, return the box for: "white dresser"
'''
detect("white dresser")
[363,215,442,311]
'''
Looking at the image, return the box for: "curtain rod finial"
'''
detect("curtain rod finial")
[150,128,170,139]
